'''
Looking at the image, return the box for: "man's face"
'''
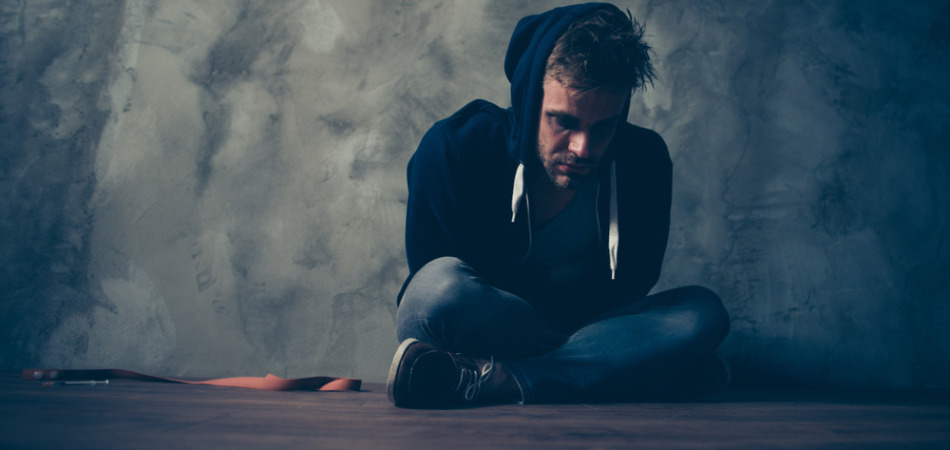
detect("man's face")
[535,78,629,190]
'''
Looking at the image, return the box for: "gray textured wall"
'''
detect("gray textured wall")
[1,0,947,387]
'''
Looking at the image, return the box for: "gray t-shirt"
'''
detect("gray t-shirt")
[524,179,599,289]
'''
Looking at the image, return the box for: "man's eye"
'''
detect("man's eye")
[592,122,617,139]
[555,117,577,130]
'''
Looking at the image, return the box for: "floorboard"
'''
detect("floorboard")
[1,372,948,448]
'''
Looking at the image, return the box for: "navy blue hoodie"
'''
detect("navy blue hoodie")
[401,3,672,321]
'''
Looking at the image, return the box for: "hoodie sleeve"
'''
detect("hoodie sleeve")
[613,124,673,299]
[404,121,468,275]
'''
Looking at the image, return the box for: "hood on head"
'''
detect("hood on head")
[503,2,615,163]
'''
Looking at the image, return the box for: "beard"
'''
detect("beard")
[536,147,598,191]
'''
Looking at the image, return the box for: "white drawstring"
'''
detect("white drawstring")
[608,162,619,280]
[511,162,525,222]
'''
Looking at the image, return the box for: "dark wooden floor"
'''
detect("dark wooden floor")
[2,372,949,449]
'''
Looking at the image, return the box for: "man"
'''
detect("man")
[388,3,730,407]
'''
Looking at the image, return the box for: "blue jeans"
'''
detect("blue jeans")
[396,257,731,403]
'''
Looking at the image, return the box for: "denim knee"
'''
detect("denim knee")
[397,257,473,342]
[400,257,471,313]
[671,285,731,346]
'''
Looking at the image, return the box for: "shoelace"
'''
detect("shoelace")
[457,357,495,402]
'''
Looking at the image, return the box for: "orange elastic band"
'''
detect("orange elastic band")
[23,368,361,392]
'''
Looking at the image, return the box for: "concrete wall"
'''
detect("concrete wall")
[1,0,947,387]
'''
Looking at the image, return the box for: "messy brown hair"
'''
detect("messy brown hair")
[545,5,655,93]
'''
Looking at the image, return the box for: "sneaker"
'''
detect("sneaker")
[387,338,496,408]
[699,353,731,397]
[653,353,731,401]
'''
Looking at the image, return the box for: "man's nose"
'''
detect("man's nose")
[568,133,590,158]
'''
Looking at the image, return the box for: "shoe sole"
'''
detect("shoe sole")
[386,338,420,405]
